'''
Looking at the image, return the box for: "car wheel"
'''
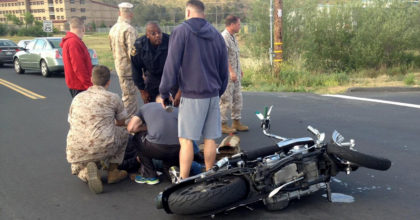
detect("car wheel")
[14,58,25,74]
[40,60,51,77]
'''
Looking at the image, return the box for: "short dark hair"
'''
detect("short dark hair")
[69,16,84,29]
[146,21,160,30]
[225,15,239,27]
[186,0,205,12]
[91,65,110,86]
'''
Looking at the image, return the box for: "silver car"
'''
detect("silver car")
[13,37,99,77]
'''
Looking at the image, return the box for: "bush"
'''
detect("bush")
[283,0,420,73]
[17,25,46,37]
[8,27,18,36]
[0,24,7,36]
[403,73,416,85]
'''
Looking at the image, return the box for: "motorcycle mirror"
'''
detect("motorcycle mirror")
[267,105,273,119]
[332,130,345,145]
[255,111,264,120]
[263,106,268,119]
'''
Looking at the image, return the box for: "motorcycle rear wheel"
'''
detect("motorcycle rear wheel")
[327,144,391,171]
[168,176,248,215]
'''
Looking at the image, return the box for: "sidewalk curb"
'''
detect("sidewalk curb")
[347,87,420,92]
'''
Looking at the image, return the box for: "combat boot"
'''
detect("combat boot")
[232,119,249,131]
[107,163,128,184]
[87,162,103,194]
[222,122,237,134]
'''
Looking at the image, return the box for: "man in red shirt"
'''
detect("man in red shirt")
[60,17,93,98]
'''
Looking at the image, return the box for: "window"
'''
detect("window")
[81,16,86,20]
[70,0,75,4]
[56,8,59,12]
[70,8,75,12]
[43,17,46,20]
[60,8,63,12]
[81,8,85,12]
[60,0,63,3]
[80,0,85,4]
[55,0,58,4]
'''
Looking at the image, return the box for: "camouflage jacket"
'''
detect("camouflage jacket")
[66,86,128,163]
[109,17,138,77]
[221,29,242,80]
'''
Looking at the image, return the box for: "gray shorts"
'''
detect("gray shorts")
[178,96,221,140]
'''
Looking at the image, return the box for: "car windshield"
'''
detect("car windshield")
[48,39,61,48]
[0,40,17,47]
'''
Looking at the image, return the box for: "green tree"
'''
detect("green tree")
[5,14,23,26]
[24,12,34,29]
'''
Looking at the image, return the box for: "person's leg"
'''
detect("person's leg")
[231,80,248,131]
[203,139,217,171]
[118,135,140,172]
[219,81,236,134]
[202,96,222,170]
[108,127,129,184]
[178,97,208,179]
[69,89,84,98]
[178,138,194,179]
[137,140,158,178]
[119,76,139,118]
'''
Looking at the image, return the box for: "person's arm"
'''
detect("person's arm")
[159,28,184,100]
[222,32,237,81]
[69,40,92,88]
[131,45,146,90]
[125,27,137,59]
[127,116,144,133]
[114,95,128,126]
[219,36,229,97]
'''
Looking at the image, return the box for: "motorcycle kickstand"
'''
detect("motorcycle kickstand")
[325,182,332,202]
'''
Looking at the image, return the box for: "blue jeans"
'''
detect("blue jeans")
[152,141,203,176]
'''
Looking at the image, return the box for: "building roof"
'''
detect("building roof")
[90,0,118,9]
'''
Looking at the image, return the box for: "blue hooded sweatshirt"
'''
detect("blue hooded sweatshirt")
[159,18,229,99]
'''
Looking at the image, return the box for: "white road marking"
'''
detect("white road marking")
[323,94,420,109]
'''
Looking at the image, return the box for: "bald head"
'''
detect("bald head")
[146,21,163,46]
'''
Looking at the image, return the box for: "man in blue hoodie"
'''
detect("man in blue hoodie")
[159,0,229,180]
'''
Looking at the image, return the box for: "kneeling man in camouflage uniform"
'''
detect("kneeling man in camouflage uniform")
[66,65,129,194]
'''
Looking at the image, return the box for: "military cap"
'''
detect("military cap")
[118,2,133,9]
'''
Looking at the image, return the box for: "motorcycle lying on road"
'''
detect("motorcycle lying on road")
[156,106,392,216]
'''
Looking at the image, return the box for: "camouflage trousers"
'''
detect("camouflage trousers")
[70,127,128,176]
[117,75,139,118]
[220,79,243,123]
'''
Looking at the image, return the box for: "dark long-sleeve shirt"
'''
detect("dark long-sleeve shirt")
[131,33,169,90]
[159,18,229,99]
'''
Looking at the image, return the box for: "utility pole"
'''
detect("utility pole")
[273,0,283,77]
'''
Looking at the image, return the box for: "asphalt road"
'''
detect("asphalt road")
[1,65,419,220]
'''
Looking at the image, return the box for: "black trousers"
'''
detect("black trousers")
[118,135,141,173]
[138,138,180,178]
[69,89,85,98]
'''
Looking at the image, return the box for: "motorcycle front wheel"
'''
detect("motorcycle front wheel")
[327,144,391,171]
[168,176,248,215]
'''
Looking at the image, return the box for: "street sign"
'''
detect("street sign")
[43,20,53,33]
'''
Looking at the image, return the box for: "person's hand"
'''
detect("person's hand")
[173,90,182,107]
[230,72,237,82]
[139,90,149,104]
